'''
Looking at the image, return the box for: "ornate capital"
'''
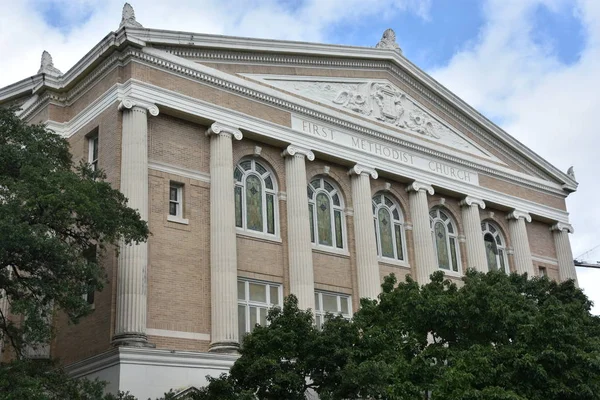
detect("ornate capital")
[406,181,434,195]
[119,3,143,29]
[348,164,378,179]
[38,51,62,76]
[551,222,574,234]
[206,122,243,140]
[281,145,314,161]
[507,210,532,223]
[459,196,486,209]
[118,97,159,116]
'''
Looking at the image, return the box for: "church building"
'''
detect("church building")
[0,4,579,398]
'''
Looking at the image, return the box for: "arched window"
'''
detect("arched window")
[372,193,406,261]
[308,177,345,249]
[234,159,278,236]
[429,208,461,273]
[481,221,508,272]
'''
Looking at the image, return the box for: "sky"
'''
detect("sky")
[1,0,599,309]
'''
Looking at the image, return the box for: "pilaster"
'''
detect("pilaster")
[406,181,437,284]
[349,164,380,300]
[459,196,488,272]
[506,210,534,277]
[551,223,578,285]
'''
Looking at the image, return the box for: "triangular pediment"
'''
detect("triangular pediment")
[242,75,498,161]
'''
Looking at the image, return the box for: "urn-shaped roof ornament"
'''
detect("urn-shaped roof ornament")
[567,166,576,180]
[37,51,63,76]
[376,28,402,54]
[119,2,143,28]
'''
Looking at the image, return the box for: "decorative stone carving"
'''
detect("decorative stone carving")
[118,97,159,116]
[507,210,532,223]
[567,166,576,180]
[37,51,62,76]
[348,164,378,179]
[459,196,486,209]
[375,28,402,54]
[551,222,574,234]
[206,122,243,140]
[406,181,434,195]
[120,2,143,28]
[281,145,315,161]
[253,145,262,157]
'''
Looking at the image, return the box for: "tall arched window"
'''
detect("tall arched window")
[308,177,345,249]
[481,221,508,272]
[234,159,278,236]
[372,193,406,262]
[429,208,461,273]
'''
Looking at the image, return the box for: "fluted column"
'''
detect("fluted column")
[282,145,316,311]
[113,99,158,346]
[207,122,243,353]
[460,196,488,272]
[349,165,380,300]
[406,182,437,284]
[507,210,534,277]
[551,223,578,285]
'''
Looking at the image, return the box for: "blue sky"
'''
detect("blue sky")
[2,0,600,310]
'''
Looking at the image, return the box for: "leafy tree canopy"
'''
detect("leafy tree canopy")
[193,270,600,400]
[0,107,149,396]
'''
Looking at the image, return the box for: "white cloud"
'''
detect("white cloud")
[430,0,600,311]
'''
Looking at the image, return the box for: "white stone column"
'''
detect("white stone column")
[349,165,380,300]
[113,99,158,346]
[460,196,488,272]
[507,210,534,277]
[406,182,437,284]
[282,145,316,311]
[0,289,8,356]
[551,222,578,285]
[206,122,243,353]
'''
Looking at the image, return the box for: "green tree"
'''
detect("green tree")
[193,270,600,400]
[0,107,149,397]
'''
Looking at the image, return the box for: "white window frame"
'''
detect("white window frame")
[430,208,462,276]
[372,192,407,265]
[167,182,188,224]
[234,158,280,239]
[237,279,283,336]
[314,290,352,329]
[539,266,548,277]
[88,134,98,171]
[481,221,508,273]
[308,177,347,253]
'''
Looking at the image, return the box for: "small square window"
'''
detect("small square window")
[169,183,183,218]
[88,134,99,171]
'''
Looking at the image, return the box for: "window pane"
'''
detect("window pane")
[374,219,379,256]
[392,208,400,220]
[484,234,498,271]
[266,194,275,234]
[334,210,343,249]
[499,250,506,272]
[373,195,382,204]
[309,204,315,243]
[341,298,349,314]
[307,187,314,198]
[332,193,340,206]
[249,283,266,302]
[384,196,393,207]
[316,193,332,246]
[238,305,247,337]
[264,176,273,190]
[169,187,178,201]
[447,222,454,234]
[489,224,497,234]
[378,208,394,258]
[238,281,246,300]
[324,181,334,192]
[440,211,448,221]
[169,202,177,216]
[495,235,502,245]
[92,137,98,159]
[310,179,321,189]
[395,224,404,260]
[246,175,263,232]
[435,221,450,270]
[250,306,258,329]
[240,160,251,171]
[235,186,242,228]
[429,210,437,219]
[314,293,320,309]
[270,286,279,305]
[322,294,338,313]
[316,315,322,329]
[234,167,242,181]
[259,307,267,326]
[255,162,267,175]
[450,237,459,272]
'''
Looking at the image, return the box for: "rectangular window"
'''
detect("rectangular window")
[82,246,96,306]
[88,134,98,171]
[314,291,352,329]
[539,266,547,277]
[237,279,282,339]
[169,183,183,218]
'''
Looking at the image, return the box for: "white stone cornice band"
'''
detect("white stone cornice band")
[507,210,532,223]
[206,122,243,140]
[281,145,315,161]
[118,97,159,116]
[551,222,574,234]
[348,164,378,179]
[406,181,434,195]
[459,196,486,209]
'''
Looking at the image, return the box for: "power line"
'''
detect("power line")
[575,243,600,260]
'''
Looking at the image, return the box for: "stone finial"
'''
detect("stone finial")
[376,28,402,54]
[119,2,143,28]
[37,51,62,76]
[567,166,576,180]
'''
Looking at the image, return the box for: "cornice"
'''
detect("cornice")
[282,145,315,161]
[349,164,378,179]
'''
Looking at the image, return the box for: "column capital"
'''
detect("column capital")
[348,164,378,179]
[459,196,486,209]
[118,97,159,116]
[507,210,532,223]
[551,222,574,233]
[206,122,243,140]
[406,181,434,195]
[282,145,315,161]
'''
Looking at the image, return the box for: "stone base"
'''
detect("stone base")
[208,341,239,354]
